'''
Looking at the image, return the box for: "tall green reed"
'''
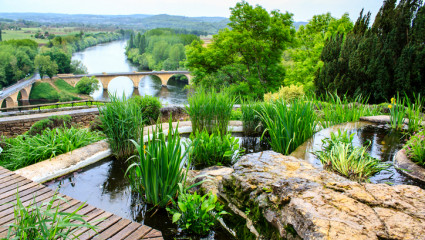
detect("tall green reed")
[125,119,192,207]
[388,94,407,131]
[98,94,143,160]
[257,98,318,155]
[6,191,97,240]
[405,93,424,133]
[185,87,234,136]
[240,100,265,136]
[0,127,104,170]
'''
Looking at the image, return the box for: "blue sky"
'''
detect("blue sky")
[0,0,383,22]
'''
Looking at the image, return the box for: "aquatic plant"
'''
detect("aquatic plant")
[257,98,318,155]
[315,131,389,181]
[185,87,234,136]
[311,93,380,129]
[6,191,97,240]
[240,100,266,136]
[166,184,227,236]
[404,130,425,166]
[125,120,191,207]
[0,127,104,170]
[405,93,424,133]
[98,94,143,160]
[184,129,243,168]
[388,94,407,131]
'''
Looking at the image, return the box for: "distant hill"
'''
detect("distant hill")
[0,13,307,34]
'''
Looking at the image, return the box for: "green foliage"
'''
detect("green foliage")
[186,88,234,136]
[125,120,191,207]
[257,99,318,155]
[98,94,143,161]
[75,76,99,95]
[42,48,71,74]
[29,82,60,100]
[315,1,425,102]
[311,93,381,129]
[126,28,199,70]
[34,55,58,79]
[388,95,407,131]
[27,115,72,136]
[186,2,295,99]
[54,79,78,94]
[166,184,228,235]
[404,93,425,133]
[69,60,87,74]
[314,131,390,181]
[241,100,264,136]
[283,13,353,90]
[0,39,37,89]
[264,85,305,102]
[5,191,97,240]
[404,130,425,166]
[230,108,242,121]
[0,127,104,170]
[185,129,243,168]
[129,95,162,125]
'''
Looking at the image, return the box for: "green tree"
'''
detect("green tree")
[185,1,295,98]
[0,29,2,42]
[34,55,58,79]
[75,76,99,95]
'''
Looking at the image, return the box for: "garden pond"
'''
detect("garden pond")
[44,121,425,239]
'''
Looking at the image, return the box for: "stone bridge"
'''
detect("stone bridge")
[0,78,35,108]
[55,71,192,90]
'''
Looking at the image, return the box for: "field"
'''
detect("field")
[2,27,99,44]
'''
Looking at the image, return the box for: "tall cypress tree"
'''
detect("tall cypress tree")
[0,29,2,42]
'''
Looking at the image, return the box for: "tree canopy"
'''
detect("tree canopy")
[185,1,295,99]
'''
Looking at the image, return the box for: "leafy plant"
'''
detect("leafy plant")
[130,95,162,125]
[257,98,318,155]
[240,100,265,136]
[125,119,191,207]
[264,84,305,102]
[166,184,228,236]
[230,108,242,121]
[184,129,244,168]
[315,131,389,181]
[185,87,234,136]
[404,93,424,133]
[27,115,72,136]
[98,94,143,160]
[0,127,104,170]
[404,130,425,166]
[75,76,100,95]
[5,191,97,240]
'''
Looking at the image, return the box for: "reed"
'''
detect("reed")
[388,94,407,131]
[125,120,191,207]
[240,100,265,136]
[257,98,318,155]
[98,94,143,160]
[405,93,424,133]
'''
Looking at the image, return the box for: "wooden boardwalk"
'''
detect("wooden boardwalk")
[0,166,163,239]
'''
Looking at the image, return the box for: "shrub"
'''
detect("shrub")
[130,95,162,125]
[184,129,243,168]
[257,99,318,155]
[5,191,96,240]
[98,94,143,160]
[27,115,72,136]
[166,184,227,236]
[0,127,104,170]
[230,108,242,121]
[125,120,191,207]
[186,87,234,136]
[75,76,100,95]
[264,84,305,102]
[315,131,389,181]
[404,131,425,166]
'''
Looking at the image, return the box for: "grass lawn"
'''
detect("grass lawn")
[30,79,82,101]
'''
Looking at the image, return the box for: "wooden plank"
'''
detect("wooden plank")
[144,229,162,239]
[124,225,153,240]
[0,186,51,211]
[0,181,39,200]
[0,172,16,181]
[91,218,132,240]
[72,211,114,238]
[110,222,141,240]
[0,174,27,187]
[77,215,121,240]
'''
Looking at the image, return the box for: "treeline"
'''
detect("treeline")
[315,0,425,102]
[126,28,199,70]
[0,39,38,88]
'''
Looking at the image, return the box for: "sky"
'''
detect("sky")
[0,0,383,22]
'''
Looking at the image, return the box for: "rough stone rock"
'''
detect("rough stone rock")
[187,166,234,195]
[219,151,425,240]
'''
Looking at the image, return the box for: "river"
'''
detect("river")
[72,40,188,104]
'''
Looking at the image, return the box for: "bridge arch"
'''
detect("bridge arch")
[1,97,16,108]
[19,89,29,101]
[157,73,192,86]
[107,76,134,98]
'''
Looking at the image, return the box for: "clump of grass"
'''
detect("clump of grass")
[0,127,104,170]
[240,100,265,136]
[6,191,97,240]
[388,94,407,131]
[27,115,72,136]
[186,87,234,136]
[98,94,143,161]
[184,129,243,168]
[404,130,425,166]
[404,93,424,133]
[315,130,390,181]
[125,119,191,207]
[312,93,380,129]
[257,98,318,155]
